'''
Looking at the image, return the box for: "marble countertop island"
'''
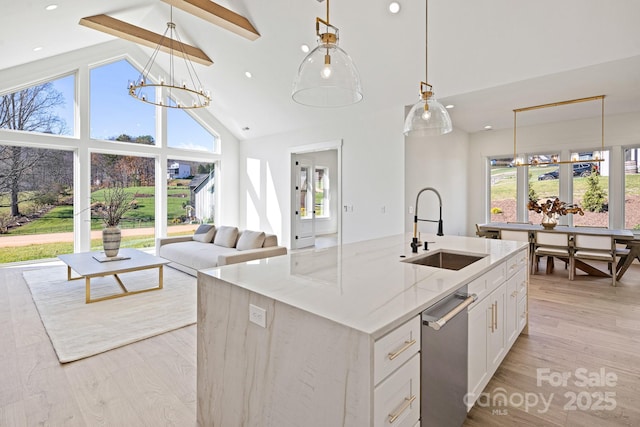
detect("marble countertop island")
[199,233,526,339]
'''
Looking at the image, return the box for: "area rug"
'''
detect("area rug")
[22,265,196,363]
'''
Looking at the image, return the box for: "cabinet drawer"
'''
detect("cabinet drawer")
[468,262,506,306]
[374,353,420,427]
[506,249,527,278]
[374,316,420,385]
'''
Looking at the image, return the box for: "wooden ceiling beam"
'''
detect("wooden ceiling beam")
[161,0,260,41]
[79,14,213,66]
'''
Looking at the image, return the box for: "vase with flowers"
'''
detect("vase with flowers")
[99,185,134,257]
[527,197,584,229]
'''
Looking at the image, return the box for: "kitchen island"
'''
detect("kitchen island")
[197,233,528,426]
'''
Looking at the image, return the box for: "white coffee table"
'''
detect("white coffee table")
[58,248,170,303]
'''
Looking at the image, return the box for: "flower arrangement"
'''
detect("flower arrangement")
[527,197,584,217]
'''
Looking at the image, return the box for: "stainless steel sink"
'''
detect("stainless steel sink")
[402,250,486,271]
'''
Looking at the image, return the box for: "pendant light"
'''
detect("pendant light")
[403,0,452,136]
[292,0,363,107]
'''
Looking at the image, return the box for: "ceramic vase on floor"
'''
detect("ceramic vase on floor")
[102,227,122,257]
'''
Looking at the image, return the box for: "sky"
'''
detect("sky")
[51,59,216,152]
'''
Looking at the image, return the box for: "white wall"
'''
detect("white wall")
[467,111,640,233]
[240,105,405,246]
[404,128,470,237]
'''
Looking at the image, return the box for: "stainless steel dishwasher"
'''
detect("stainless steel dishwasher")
[421,285,477,427]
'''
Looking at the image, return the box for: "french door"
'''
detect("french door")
[293,159,315,249]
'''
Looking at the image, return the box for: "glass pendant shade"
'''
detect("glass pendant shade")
[403,92,452,136]
[292,39,363,108]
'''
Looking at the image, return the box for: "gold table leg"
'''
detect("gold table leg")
[85,265,165,304]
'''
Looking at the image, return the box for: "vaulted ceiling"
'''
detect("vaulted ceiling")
[3,0,640,140]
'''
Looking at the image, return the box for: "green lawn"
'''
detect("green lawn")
[0,184,199,263]
[0,229,194,264]
[490,166,625,202]
[1,185,192,235]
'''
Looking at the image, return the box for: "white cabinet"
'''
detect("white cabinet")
[467,247,528,410]
[506,268,526,346]
[467,293,490,400]
[487,284,506,373]
[374,353,420,427]
[373,316,421,427]
[374,316,421,384]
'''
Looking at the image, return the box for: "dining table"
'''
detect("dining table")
[477,222,637,280]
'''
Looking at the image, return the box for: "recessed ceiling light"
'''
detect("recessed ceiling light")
[242,127,250,131]
[445,104,454,109]
[389,2,401,14]
[484,125,493,130]
[300,44,310,53]
[33,46,43,52]
[45,4,58,11]
[245,71,252,78]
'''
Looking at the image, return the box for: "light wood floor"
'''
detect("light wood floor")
[1,260,639,426]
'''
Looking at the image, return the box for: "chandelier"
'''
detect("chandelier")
[291,0,363,107]
[128,7,211,109]
[513,95,605,167]
[403,0,452,136]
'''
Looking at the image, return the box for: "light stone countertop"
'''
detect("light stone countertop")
[199,233,527,339]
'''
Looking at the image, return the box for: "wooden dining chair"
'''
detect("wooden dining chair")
[475,224,498,239]
[533,231,572,277]
[571,234,617,286]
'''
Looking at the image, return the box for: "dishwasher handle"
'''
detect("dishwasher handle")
[423,293,477,331]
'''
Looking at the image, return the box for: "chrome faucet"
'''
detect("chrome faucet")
[411,187,444,253]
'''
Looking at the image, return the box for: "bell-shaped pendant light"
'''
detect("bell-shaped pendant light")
[403,0,452,136]
[292,0,363,107]
[403,82,452,136]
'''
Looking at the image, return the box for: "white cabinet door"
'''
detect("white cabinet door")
[487,284,506,374]
[507,267,527,346]
[505,275,519,346]
[518,295,527,334]
[374,354,420,427]
[467,296,490,405]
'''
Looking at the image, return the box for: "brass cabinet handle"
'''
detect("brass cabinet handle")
[511,290,518,298]
[491,304,496,333]
[494,300,499,330]
[388,339,417,361]
[388,394,416,423]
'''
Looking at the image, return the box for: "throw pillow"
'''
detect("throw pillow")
[214,226,239,248]
[236,230,266,251]
[193,224,216,243]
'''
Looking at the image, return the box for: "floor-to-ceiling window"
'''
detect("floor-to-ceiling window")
[90,152,156,251]
[0,146,74,263]
[166,159,215,232]
[0,74,76,262]
[0,53,220,262]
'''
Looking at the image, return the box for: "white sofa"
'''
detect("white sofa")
[156,224,287,276]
